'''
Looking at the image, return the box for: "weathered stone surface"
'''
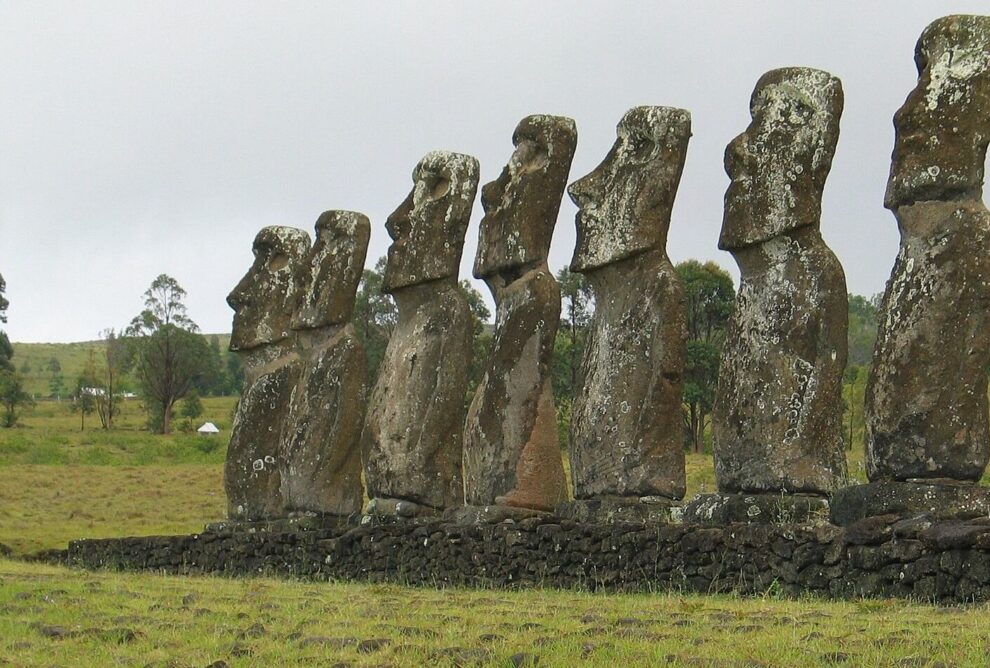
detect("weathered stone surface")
[866,16,990,483]
[362,151,479,511]
[830,480,990,526]
[556,496,679,525]
[225,226,311,520]
[567,106,690,501]
[445,505,550,525]
[682,493,830,525]
[203,514,355,534]
[463,115,575,511]
[281,211,369,516]
[713,68,848,495]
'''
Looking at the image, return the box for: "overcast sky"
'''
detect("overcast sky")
[2,1,988,343]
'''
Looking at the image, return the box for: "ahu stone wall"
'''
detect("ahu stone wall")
[64,514,990,604]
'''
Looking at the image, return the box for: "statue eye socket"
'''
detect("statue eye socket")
[626,135,655,161]
[268,254,289,271]
[425,176,450,200]
[515,141,549,173]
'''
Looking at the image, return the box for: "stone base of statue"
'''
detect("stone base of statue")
[445,504,551,525]
[556,496,679,525]
[829,480,990,526]
[203,512,356,534]
[363,497,443,522]
[682,493,830,525]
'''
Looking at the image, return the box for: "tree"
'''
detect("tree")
[193,334,225,396]
[48,372,65,400]
[553,267,593,402]
[459,279,492,398]
[352,257,398,386]
[0,273,7,322]
[0,371,31,428]
[0,273,11,373]
[677,260,735,453]
[225,352,244,395]
[181,389,203,420]
[47,356,64,399]
[70,356,100,430]
[848,293,880,366]
[93,329,130,429]
[127,274,211,434]
[0,273,28,426]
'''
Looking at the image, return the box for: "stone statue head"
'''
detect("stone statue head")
[568,106,691,273]
[885,15,990,210]
[382,151,480,293]
[719,68,843,250]
[291,210,370,330]
[474,115,577,279]
[228,226,311,352]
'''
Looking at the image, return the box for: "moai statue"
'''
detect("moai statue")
[362,151,479,517]
[559,107,690,524]
[225,226,311,521]
[460,115,576,521]
[684,68,849,525]
[833,15,990,524]
[281,211,370,518]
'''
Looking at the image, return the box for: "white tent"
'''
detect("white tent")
[197,422,220,434]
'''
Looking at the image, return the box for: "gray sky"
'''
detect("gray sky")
[2,1,988,343]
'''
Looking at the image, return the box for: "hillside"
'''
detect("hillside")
[11,334,231,398]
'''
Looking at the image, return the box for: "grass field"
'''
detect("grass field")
[1,393,989,666]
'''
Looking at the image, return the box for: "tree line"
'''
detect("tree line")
[1,264,882,447]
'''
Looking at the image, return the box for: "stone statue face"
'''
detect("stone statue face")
[720,68,843,250]
[568,106,691,273]
[291,210,370,330]
[228,226,311,351]
[885,15,990,209]
[474,115,577,279]
[382,151,480,293]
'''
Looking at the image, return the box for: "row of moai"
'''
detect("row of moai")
[223,15,990,527]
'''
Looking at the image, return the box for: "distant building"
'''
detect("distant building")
[197,422,220,435]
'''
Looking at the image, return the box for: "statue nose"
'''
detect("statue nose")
[724,134,747,178]
[568,171,603,208]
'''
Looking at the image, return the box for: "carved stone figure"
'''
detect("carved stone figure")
[562,107,690,522]
[712,68,849,497]
[833,16,990,524]
[225,226,311,521]
[281,210,370,517]
[462,115,575,514]
[865,15,990,483]
[362,151,479,515]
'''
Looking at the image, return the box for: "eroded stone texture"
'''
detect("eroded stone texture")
[225,226,311,520]
[463,115,575,511]
[567,107,690,502]
[362,151,479,512]
[865,16,990,483]
[281,211,370,517]
[712,68,849,495]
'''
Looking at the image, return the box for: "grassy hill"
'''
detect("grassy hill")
[11,334,231,398]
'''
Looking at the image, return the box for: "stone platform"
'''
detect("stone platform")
[682,493,830,525]
[830,480,990,526]
[61,512,990,603]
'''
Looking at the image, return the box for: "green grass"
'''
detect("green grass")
[3,560,990,667]
[0,396,236,466]
[2,386,990,665]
